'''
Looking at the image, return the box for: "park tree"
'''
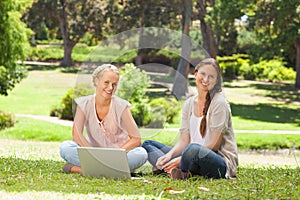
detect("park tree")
[173,0,245,98]
[23,0,108,67]
[0,0,32,95]
[172,0,193,99]
[195,0,244,58]
[107,0,181,66]
[250,0,300,89]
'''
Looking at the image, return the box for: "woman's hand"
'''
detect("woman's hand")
[156,154,171,170]
[162,157,181,174]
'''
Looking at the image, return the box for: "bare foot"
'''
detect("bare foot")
[70,166,82,174]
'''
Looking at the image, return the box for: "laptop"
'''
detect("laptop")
[77,147,131,180]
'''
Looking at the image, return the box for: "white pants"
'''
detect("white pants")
[60,141,148,172]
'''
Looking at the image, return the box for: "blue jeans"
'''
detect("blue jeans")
[142,140,226,178]
[181,143,227,178]
[141,140,172,170]
[59,141,148,172]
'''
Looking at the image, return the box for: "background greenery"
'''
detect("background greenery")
[0,67,299,150]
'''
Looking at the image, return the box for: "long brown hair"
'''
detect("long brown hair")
[195,58,223,137]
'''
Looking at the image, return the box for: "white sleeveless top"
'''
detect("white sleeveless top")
[189,111,203,144]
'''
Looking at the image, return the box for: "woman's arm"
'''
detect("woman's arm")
[72,106,91,147]
[205,95,229,151]
[205,131,223,152]
[156,132,190,170]
[120,106,141,152]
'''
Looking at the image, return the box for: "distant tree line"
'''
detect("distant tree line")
[1,0,299,96]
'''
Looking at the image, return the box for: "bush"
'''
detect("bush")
[240,58,296,82]
[116,63,151,126]
[0,110,15,130]
[50,84,94,120]
[217,54,249,78]
[147,98,180,128]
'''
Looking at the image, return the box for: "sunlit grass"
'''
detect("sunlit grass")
[0,142,299,200]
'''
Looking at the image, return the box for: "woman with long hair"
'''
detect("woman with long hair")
[142,58,238,179]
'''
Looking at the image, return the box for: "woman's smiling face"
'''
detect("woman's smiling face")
[195,64,218,91]
[95,70,119,99]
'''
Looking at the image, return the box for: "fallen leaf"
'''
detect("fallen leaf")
[164,186,174,191]
[198,186,210,192]
[143,179,153,184]
[169,189,185,194]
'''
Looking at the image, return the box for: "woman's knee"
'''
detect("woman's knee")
[141,140,152,148]
[135,147,148,162]
[183,143,200,156]
[59,141,78,158]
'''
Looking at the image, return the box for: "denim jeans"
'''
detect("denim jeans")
[142,140,172,170]
[59,141,148,172]
[181,143,227,178]
[142,140,227,178]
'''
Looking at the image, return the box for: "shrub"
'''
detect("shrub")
[217,54,249,78]
[50,84,94,120]
[240,62,265,80]
[240,58,296,82]
[0,110,15,130]
[147,98,180,128]
[116,63,151,126]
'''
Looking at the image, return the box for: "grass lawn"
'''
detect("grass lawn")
[0,70,77,115]
[0,139,299,199]
[1,117,300,150]
[0,68,300,199]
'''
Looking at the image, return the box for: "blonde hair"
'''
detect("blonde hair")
[92,64,119,87]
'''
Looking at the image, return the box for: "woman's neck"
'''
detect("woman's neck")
[197,90,207,101]
[95,95,111,107]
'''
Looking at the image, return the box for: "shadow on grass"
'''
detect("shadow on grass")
[231,103,300,125]
[26,64,61,71]
[249,82,300,102]
[26,64,81,73]
[224,80,299,102]
[1,157,299,199]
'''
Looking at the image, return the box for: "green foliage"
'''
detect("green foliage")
[116,63,151,126]
[147,98,180,128]
[217,54,249,78]
[0,0,32,95]
[240,59,296,82]
[0,110,15,130]
[50,84,94,120]
[27,45,63,61]
[218,55,296,82]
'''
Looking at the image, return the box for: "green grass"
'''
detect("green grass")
[0,117,71,141]
[1,117,300,150]
[0,140,299,199]
[0,70,77,115]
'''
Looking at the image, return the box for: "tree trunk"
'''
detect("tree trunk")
[58,1,74,67]
[172,0,192,100]
[135,6,145,67]
[60,40,75,67]
[197,0,218,58]
[135,28,144,67]
[295,39,300,89]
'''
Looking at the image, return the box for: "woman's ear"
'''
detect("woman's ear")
[194,70,198,77]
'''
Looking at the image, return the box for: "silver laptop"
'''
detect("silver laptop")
[77,147,131,180]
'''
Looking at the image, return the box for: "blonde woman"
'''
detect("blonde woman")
[60,64,147,174]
